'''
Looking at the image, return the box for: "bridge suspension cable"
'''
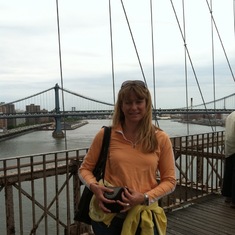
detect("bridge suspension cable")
[170,0,235,132]
[190,92,235,108]
[149,0,159,125]
[108,0,160,126]
[18,1,233,139]
[56,0,67,148]
[0,87,55,107]
[234,0,235,40]
[120,0,147,86]
[206,0,235,83]
[209,0,217,130]
[61,87,114,107]
[170,0,216,132]
[181,0,190,135]
[108,0,116,105]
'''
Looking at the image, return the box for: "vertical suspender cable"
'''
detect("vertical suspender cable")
[120,0,157,124]
[205,0,235,83]
[120,0,147,85]
[182,0,191,176]
[182,0,189,135]
[108,0,116,105]
[209,0,217,131]
[55,0,67,149]
[55,3,71,231]
[234,0,235,40]
[170,0,215,132]
[149,0,159,126]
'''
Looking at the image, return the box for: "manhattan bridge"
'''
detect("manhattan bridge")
[0,83,234,137]
[0,83,235,118]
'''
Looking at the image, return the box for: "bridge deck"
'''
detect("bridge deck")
[166,194,235,235]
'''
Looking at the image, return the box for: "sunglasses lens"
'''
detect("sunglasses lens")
[121,80,146,88]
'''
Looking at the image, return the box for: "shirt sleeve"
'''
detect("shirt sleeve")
[148,131,176,203]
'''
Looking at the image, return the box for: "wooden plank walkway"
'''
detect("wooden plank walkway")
[166,194,235,235]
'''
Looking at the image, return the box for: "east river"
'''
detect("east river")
[0,119,225,159]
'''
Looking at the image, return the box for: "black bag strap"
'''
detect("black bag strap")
[93,126,111,181]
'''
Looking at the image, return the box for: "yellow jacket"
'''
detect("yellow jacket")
[89,193,167,235]
[121,203,167,235]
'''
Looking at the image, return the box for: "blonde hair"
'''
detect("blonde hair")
[112,82,158,153]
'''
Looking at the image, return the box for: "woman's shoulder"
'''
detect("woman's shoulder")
[90,126,112,148]
[91,126,107,143]
[95,126,112,136]
[155,127,170,140]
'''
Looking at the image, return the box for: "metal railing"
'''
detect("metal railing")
[164,131,225,209]
[0,131,225,235]
[0,149,87,235]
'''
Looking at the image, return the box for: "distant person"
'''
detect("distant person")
[79,80,176,235]
[222,111,235,208]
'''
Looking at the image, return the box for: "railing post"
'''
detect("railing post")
[5,185,15,235]
[196,134,203,184]
[72,159,81,235]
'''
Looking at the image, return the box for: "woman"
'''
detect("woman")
[222,111,235,208]
[79,80,176,235]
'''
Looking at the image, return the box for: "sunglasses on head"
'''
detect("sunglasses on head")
[121,80,146,89]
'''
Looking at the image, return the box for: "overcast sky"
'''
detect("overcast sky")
[0,0,234,109]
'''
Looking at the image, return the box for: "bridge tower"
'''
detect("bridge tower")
[52,84,64,138]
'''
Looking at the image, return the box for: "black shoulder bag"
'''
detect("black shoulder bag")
[74,126,111,224]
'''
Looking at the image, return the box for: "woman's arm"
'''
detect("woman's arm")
[148,131,176,203]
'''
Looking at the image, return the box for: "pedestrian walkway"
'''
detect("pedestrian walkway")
[166,194,235,235]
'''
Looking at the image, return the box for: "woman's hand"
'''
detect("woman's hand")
[90,183,117,213]
[118,187,145,212]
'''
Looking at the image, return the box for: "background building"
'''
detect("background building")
[0,103,7,131]
[26,104,40,125]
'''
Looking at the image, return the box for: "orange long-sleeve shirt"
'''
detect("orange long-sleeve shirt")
[79,125,176,204]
